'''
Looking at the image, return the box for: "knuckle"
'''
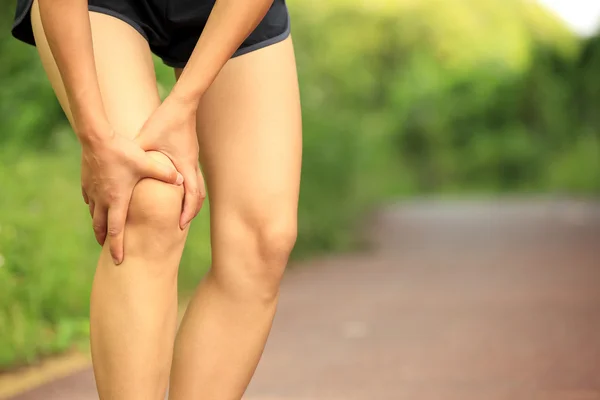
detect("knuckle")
[107,226,122,237]
[187,188,199,197]
[106,191,119,203]
[92,223,105,233]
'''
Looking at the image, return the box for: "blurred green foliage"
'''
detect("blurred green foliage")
[1,0,599,368]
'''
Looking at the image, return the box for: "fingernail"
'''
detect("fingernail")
[112,256,121,265]
[176,173,184,185]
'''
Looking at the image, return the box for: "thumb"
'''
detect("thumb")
[141,157,184,186]
[133,122,155,151]
[133,129,150,150]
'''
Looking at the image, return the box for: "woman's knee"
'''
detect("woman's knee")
[126,151,186,255]
[213,209,297,300]
[254,219,297,269]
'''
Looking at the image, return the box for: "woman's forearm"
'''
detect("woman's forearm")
[38,0,110,144]
[170,0,275,105]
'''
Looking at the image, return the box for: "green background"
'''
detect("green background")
[1,0,599,369]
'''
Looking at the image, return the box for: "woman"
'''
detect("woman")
[11,0,301,398]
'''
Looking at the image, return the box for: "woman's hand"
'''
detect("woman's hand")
[80,123,184,265]
[135,94,206,229]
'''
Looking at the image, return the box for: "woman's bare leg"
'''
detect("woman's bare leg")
[31,3,186,398]
[168,37,302,399]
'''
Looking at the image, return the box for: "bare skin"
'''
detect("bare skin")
[32,0,301,398]
[168,38,301,399]
[36,0,277,265]
[32,5,187,398]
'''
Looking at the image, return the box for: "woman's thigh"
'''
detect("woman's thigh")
[176,37,302,247]
[31,0,161,138]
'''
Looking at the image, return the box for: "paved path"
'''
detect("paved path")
[9,200,600,400]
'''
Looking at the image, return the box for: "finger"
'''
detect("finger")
[82,188,89,204]
[141,156,184,186]
[89,200,96,219]
[107,203,128,265]
[180,167,205,229]
[196,168,207,215]
[92,204,108,246]
[133,127,151,150]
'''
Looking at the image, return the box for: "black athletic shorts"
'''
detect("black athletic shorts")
[12,0,290,67]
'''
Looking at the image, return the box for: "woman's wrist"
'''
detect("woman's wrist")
[69,94,113,147]
[78,127,114,150]
[74,112,113,148]
[170,75,206,110]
